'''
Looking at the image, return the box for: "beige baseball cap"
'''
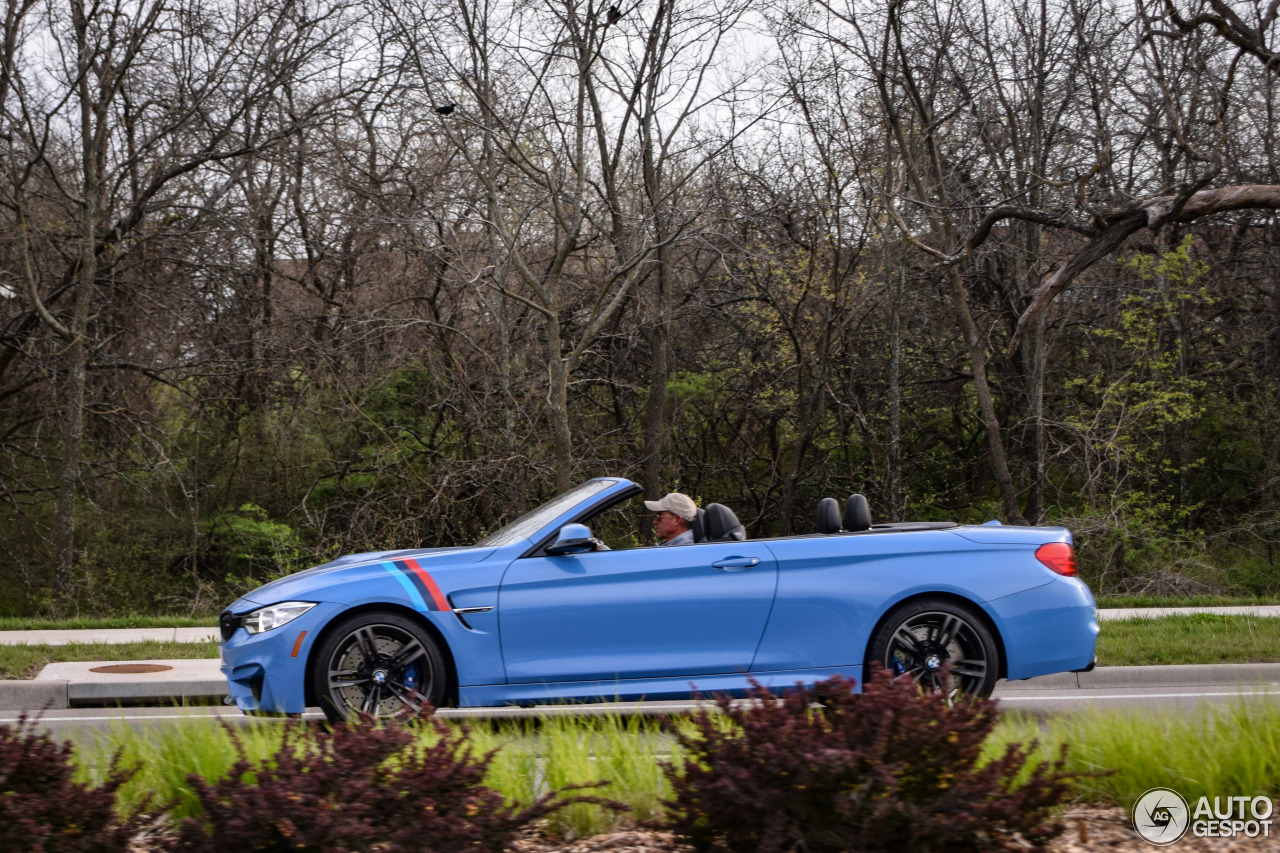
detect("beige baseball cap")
[644,492,698,521]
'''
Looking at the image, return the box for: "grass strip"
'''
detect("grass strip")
[0,616,216,631]
[1096,614,1280,665]
[0,640,219,680]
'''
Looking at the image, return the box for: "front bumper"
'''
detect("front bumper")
[219,600,347,715]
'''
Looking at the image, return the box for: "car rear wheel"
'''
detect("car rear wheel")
[311,612,446,723]
[867,599,1000,699]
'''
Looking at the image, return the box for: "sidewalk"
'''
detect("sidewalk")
[1095,605,1280,620]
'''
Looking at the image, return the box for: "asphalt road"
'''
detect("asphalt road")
[5,679,1280,740]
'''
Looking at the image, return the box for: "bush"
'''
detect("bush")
[0,713,142,852]
[663,669,1074,853]
[170,713,624,853]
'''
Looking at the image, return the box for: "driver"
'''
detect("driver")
[645,492,698,546]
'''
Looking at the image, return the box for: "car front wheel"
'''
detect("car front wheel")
[867,599,1000,699]
[311,611,446,723]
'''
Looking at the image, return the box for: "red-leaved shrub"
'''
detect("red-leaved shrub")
[0,713,142,853]
[170,713,623,853]
[663,668,1073,853]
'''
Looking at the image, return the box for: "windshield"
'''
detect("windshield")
[474,480,617,548]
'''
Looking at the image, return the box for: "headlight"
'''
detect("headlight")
[243,601,316,634]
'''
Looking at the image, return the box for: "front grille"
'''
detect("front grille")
[219,610,243,642]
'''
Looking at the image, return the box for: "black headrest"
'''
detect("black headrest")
[704,503,746,541]
[689,507,707,543]
[844,493,872,531]
[816,497,842,534]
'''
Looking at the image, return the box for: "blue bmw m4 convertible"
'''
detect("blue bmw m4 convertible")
[218,478,1098,722]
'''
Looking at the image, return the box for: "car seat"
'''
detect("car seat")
[704,503,746,541]
[688,507,708,543]
[816,497,842,533]
[844,494,872,531]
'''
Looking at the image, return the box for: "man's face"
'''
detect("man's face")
[652,510,687,542]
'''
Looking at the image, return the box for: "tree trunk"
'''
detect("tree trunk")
[948,268,1026,524]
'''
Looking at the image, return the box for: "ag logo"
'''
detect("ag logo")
[1133,787,1190,845]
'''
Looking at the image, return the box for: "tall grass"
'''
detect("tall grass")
[987,698,1280,804]
[74,719,288,819]
[65,701,1280,839]
[475,713,676,839]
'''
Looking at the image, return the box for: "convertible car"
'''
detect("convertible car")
[218,478,1098,722]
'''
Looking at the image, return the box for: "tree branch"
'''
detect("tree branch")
[1008,184,1280,354]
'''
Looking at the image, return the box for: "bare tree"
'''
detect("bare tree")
[1,0,363,610]
[378,0,761,493]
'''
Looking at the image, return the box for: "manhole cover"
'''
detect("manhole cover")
[88,664,174,674]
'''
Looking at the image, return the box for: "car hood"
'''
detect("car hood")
[230,545,495,608]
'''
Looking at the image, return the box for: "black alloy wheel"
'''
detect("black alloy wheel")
[867,599,1000,698]
[311,611,446,723]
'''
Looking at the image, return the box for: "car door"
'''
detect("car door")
[498,541,779,683]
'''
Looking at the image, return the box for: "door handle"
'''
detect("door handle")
[712,556,760,571]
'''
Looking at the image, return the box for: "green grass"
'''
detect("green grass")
[0,640,220,679]
[75,718,290,821]
[1096,614,1280,666]
[67,702,1279,839]
[988,700,1280,805]
[0,616,215,631]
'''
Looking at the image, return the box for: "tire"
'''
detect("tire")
[867,599,1000,699]
[311,611,447,723]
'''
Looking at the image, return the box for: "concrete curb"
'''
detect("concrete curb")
[32,659,228,706]
[0,680,69,711]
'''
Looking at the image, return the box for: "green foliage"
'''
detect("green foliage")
[1061,235,1210,528]
[205,503,308,583]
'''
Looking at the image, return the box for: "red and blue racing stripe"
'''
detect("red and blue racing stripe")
[381,559,449,613]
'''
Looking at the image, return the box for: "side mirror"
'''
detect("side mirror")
[545,523,603,556]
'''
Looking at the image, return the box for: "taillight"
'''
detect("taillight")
[1035,542,1077,576]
